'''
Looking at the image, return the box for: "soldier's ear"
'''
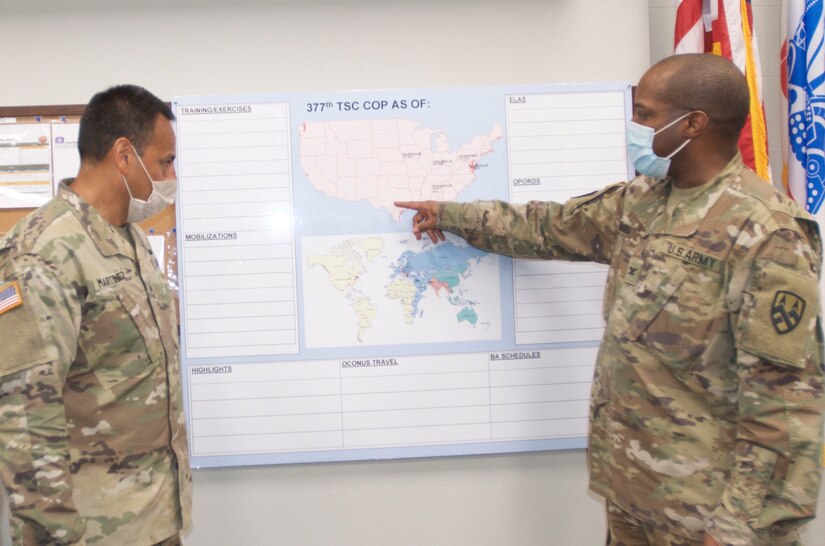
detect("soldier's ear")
[112,138,133,174]
[684,110,708,138]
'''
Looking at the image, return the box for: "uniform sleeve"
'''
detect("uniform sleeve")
[0,253,88,545]
[708,228,825,545]
[436,182,625,264]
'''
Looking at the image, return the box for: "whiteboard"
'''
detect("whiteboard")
[173,82,633,468]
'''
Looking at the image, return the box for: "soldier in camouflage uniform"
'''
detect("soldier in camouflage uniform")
[397,54,825,545]
[0,85,191,545]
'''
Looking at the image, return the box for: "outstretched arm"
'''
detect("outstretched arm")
[397,184,625,264]
[394,200,446,244]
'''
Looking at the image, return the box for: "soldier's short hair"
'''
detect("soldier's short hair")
[656,53,750,142]
[78,84,174,163]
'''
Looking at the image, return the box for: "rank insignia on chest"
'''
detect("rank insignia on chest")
[0,281,23,316]
[771,290,806,334]
[624,257,643,285]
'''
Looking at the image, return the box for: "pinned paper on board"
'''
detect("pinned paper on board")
[50,121,80,192]
[0,123,52,208]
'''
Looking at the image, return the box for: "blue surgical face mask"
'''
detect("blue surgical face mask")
[626,112,693,179]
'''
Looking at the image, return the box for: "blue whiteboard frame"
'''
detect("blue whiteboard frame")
[173,82,634,468]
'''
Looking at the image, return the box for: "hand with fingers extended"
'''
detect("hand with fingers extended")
[394,200,447,244]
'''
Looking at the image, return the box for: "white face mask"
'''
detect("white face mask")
[626,112,693,179]
[122,144,177,223]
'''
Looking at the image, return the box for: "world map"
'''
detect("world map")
[302,234,501,348]
[387,242,490,326]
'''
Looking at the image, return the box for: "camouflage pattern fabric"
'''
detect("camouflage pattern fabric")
[0,184,192,545]
[606,500,705,546]
[438,155,825,545]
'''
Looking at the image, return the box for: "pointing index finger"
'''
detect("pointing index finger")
[394,200,421,211]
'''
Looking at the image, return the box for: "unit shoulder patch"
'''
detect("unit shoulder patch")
[770,290,806,334]
[737,262,818,369]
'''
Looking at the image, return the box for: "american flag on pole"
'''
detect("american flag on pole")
[674,0,771,181]
[0,281,23,315]
[781,0,825,214]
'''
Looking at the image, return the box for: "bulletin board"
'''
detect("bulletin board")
[0,105,178,283]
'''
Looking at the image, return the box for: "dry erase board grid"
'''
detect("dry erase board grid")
[513,260,608,345]
[176,102,300,358]
[505,90,628,203]
[188,346,596,457]
[173,83,632,467]
[505,90,625,346]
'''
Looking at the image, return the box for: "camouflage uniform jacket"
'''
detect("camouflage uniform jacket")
[438,156,825,545]
[0,184,192,545]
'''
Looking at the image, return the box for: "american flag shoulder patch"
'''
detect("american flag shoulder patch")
[0,281,23,316]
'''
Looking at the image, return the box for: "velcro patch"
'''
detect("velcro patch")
[624,257,643,285]
[0,281,22,316]
[654,239,722,272]
[737,262,819,369]
[771,290,806,334]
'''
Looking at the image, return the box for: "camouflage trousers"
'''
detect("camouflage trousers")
[605,501,805,546]
[606,501,702,546]
[10,526,180,546]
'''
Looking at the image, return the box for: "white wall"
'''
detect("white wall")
[191,451,601,545]
[1,1,823,545]
[0,0,651,104]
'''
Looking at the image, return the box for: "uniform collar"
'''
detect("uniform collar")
[625,154,745,236]
[57,181,149,261]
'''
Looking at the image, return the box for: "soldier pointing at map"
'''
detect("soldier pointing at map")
[396,53,825,546]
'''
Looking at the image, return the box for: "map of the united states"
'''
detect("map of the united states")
[299,119,502,220]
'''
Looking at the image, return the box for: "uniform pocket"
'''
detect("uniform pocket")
[78,290,156,390]
[627,263,719,375]
[736,262,819,369]
[722,442,777,523]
